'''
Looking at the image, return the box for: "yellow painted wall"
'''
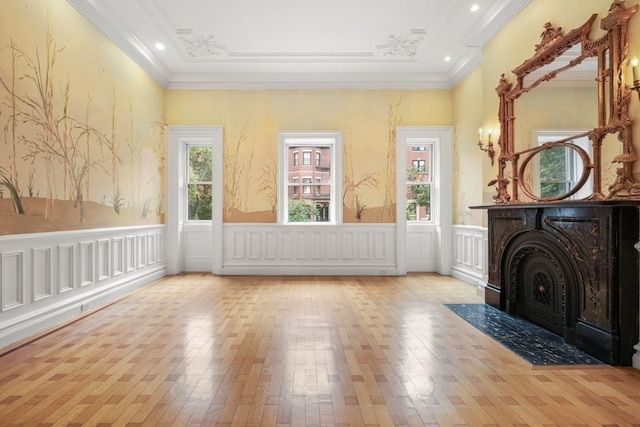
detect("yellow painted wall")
[165,89,452,223]
[0,0,166,235]
[452,67,484,224]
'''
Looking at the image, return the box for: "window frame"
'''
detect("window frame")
[405,139,434,223]
[185,143,214,222]
[278,131,342,225]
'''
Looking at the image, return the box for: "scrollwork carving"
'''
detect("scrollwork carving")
[486,1,639,203]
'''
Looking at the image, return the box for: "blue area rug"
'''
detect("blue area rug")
[445,303,603,366]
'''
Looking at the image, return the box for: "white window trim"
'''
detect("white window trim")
[166,126,223,275]
[278,131,342,225]
[396,126,452,276]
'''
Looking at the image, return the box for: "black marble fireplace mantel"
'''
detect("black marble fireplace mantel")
[472,201,640,365]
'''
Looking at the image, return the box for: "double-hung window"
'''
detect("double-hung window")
[186,144,213,220]
[406,140,433,222]
[279,131,341,224]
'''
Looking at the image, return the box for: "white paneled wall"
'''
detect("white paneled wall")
[405,224,437,272]
[221,224,398,275]
[451,225,487,289]
[0,225,166,348]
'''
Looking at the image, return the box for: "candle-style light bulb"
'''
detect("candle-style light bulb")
[632,57,639,83]
[487,129,492,144]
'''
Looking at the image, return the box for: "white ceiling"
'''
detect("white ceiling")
[67,0,531,89]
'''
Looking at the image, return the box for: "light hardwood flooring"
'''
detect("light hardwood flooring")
[1,273,640,427]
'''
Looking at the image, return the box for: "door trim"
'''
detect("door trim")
[166,126,223,274]
[396,126,452,275]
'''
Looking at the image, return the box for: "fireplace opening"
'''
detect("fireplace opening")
[503,232,580,345]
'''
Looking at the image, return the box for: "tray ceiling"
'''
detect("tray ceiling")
[67,0,531,89]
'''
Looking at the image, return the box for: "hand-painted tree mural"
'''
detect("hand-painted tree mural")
[0,5,164,235]
[257,159,277,214]
[343,129,378,222]
[380,98,404,222]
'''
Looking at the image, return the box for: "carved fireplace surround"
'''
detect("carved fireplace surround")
[484,202,639,365]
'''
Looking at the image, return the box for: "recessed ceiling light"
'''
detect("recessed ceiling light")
[470,4,480,12]
[445,56,452,62]
[155,42,166,51]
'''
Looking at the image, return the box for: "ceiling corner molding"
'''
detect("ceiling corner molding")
[447,48,482,88]
[461,0,532,48]
[165,72,451,90]
[66,0,172,87]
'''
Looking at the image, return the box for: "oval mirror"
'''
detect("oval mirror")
[519,141,592,201]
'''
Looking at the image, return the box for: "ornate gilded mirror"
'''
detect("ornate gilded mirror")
[486,0,639,204]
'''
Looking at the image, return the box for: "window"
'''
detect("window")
[279,131,342,224]
[406,142,433,222]
[303,177,312,194]
[535,130,591,200]
[186,144,213,220]
[293,151,299,166]
[412,159,426,172]
[292,177,299,195]
[302,151,312,165]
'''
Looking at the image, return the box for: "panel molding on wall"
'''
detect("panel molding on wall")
[0,225,166,350]
[451,225,487,288]
[221,224,397,275]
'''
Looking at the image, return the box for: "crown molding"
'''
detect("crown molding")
[461,0,532,48]
[165,72,452,90]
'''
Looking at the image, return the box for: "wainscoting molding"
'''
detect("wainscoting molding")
[451,225,487,289]
[0,225,166,350]
[221,224,398,275]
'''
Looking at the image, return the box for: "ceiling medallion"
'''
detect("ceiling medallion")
[376,32,424,57]
[177,29,227,58]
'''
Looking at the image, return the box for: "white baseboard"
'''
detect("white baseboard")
[222,265,399,276]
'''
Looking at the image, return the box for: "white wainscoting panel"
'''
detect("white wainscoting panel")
[32,247,52,301]
[451,225,487,288]
[58,244,75,293]
[79,241,94,287]
[97,239,110,282]
[112,237,124,277]
[222,224,397,275]
[405,224,437,272]
[183,223,214,272]
[1,251,24,311]
[0,225,166,350]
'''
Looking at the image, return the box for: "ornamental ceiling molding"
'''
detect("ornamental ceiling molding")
[376,29,426,57]
[176,30,227,58]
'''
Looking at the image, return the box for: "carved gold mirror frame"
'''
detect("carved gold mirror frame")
[489,0,639,204]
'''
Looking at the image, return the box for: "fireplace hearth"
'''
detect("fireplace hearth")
[482,202,640,365]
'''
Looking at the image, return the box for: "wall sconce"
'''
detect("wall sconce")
[477,128,496,166]
[632,56,640,101]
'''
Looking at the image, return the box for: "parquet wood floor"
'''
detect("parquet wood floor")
[1,273,640,426]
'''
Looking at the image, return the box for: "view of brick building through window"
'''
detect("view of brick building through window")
[406,144,432,221]
[287,146,331,221]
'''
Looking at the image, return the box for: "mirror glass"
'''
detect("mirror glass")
[520,132,592,201]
